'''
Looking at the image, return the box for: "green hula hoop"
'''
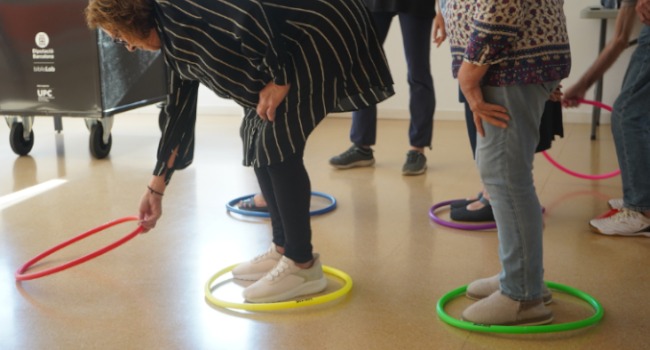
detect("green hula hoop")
[205,264,353,311]
[436,281,604,333]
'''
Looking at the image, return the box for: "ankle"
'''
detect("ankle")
[296,259,315,269]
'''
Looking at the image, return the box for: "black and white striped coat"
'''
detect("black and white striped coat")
[152,0,394,181]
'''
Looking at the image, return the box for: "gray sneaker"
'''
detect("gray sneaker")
[329,145,375,169]
[402,150,427,175]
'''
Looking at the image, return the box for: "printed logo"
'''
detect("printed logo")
[35,32,49,48]
[37,85,55,102]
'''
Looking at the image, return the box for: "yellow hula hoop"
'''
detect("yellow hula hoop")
[204,264,353,311]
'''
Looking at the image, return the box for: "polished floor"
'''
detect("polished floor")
[1,112,647,350]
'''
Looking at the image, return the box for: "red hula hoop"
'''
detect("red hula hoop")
[15,216,143,281]
[541,99,620,180]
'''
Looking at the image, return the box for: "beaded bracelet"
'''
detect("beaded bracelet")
[147,185,164,196]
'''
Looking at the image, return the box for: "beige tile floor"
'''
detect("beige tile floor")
[1,112,648,350]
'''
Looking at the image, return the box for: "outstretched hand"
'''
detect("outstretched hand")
[257,82,291,122]
[138,190,163,233]
[562,83,587,108]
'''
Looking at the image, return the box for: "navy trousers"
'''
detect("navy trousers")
[350,11,435,148]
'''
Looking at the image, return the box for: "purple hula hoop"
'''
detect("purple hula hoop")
[429,200,497,231]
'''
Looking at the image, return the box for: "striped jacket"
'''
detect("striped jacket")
[151,0,394,181]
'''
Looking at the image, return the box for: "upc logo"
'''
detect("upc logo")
[37,89,53,98]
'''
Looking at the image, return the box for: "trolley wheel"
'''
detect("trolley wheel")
[89,123,112,159]
[10,123,34,156]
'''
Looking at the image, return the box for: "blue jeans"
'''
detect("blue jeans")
[476,81,559,301]
[612,25,650,212]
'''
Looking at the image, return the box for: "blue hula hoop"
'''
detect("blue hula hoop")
[226,191,337,218]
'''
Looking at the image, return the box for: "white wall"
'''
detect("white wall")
[194,0,642,123]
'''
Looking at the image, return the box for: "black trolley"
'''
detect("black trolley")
[0,0,167,158]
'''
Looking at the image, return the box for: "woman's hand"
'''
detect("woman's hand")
[138,178,166,233]
[458,62,509,137]
[562,83,588,108]
[549,84,563,102]
[432,13,447,48]
[257,82,291,122]
[638,0,650,25]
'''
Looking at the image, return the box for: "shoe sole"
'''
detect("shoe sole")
[506,315,555,326]
[466,292,553,305]
[330,159,375,169]
[402,165,427,176]
[589,223,650,237]
[461,314,554,326]
[245,276,328,303]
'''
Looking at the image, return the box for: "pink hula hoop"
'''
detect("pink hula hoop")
[541,99,620,180]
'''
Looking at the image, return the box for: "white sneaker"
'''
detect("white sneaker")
[231,244,282,281]
[590,208,650,237]
[608,198,624,210]
[243,254,327,303]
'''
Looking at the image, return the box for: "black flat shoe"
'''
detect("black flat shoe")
[450,192,483,209]
[450,197,495,222]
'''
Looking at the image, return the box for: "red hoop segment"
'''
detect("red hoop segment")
[15,216,143,281]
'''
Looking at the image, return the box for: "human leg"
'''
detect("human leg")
[348,12,394,148]
[609,26,650,214]
[256,153,313,263]
[477,83,554,301]
[590,27,650,235]
[399,12,435,151]
[331,12,396,169]
[462,82,558,325]
[242,154,327,302]
[399,13,434,175]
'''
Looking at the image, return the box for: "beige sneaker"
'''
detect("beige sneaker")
[462,290,553,326]
[243,254,327,303]
[231,244,282,281]
[466,274,552,304]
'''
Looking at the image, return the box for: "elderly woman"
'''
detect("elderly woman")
[440,0,571,325]
[85,0,393,303]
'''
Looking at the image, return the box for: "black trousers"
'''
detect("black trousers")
[254,153,313,263]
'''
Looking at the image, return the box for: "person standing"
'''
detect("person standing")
[85,0,394,303]
[329,0,436,176]
[440,0,571,325]
[563,0,650,236]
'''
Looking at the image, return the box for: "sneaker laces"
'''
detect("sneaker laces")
[343,146,365,157]
[266,259,290,281]
[253,246,278,262]
[611,208,640,222]
[405,151,420,163]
